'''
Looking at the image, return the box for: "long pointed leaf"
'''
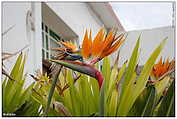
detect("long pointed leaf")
[156,80,175,116]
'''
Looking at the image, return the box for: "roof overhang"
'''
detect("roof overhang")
[88,2,125,31]
[42,3,78,40]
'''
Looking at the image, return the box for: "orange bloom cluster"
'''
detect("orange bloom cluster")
[52,28,125,64]
[151,57,175,78]
[82,28,125,60]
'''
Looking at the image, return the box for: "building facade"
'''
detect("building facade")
[2,2,175,85]
[2,2,125,84]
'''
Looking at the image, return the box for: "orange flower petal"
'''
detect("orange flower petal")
[113,33,124,43]
[50,47,66,51]
[82,30,92,59]
[158,57,163,65]
[151,57,174,78]
[101,36,125,58]
[154,57,163,69]
[102,30,114,52]
[92,28,105,56]
[164,57,170,69]
[59,41,77,52]
[103,33,124,54]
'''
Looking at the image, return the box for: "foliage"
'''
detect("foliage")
[2,36,175,117]
[2,53,40,116]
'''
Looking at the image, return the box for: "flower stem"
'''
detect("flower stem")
[44,65,63,116]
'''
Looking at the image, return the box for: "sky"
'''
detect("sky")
[110,2,174,31]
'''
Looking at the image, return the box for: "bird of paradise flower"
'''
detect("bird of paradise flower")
[149,56,175,84]
[51,28,125,88]
[44,28,125,116]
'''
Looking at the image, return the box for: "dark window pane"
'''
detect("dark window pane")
[45,25,48,33]
[46,35,48,50]
[49,29,61,41]
[42,49,45,59]
[42,22,44,30]
[42,32,44,48]
[46,52,49,58]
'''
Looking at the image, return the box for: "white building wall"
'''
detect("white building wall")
[2,2,31,54]
[2,2,42,85]
[115,26,175,67]
[46,2,104,45]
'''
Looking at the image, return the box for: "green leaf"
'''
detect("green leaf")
[101,56,111,115]
[15,97,41,116]
[3,54,26,113]
[129,86,156,116]
[117,36,140,116]
[156,80,175,117]
[32,87,47,108]
[117,71,137,116]
[90,77,99,112]
[7,55,26,112]
[108,88,119,116]
[10,53,23,79]
[17,82,35,109]
[128,38,167,116]
[106,65,118,103]
[155,76,170,103]
[7,78,25,112]
[2,78,7,112]
[67,70,81,116]
[86,77,97,115]
[141,86,156,116]
[99,80,105,116]
[4,54,23,110]
[75,75,84,115]
[62,88,73,114]
[102,56,111,94]
[135,38,167,96]
[78,74,96,116]
[116,62,127,84]
[117,37,166,116]
[121,36,140,96]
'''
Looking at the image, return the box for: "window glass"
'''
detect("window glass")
[42,49,45,59]
[45,35,49,50]
[42,23,64,59]
[45,25,48,33]
[49,29,60,42]
[42,22,44,30]
[42,32,45,48]
[46,52,49,58]
[50,39,59,56]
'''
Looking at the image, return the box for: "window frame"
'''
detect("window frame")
[42,22,64,59]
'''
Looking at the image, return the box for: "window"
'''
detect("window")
[42,22,64,59]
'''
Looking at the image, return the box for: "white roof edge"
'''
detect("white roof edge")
[106,3,125,31]
[87,2,125,31]
[127,25,174,32]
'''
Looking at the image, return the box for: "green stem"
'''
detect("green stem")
[44,65,63,116]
